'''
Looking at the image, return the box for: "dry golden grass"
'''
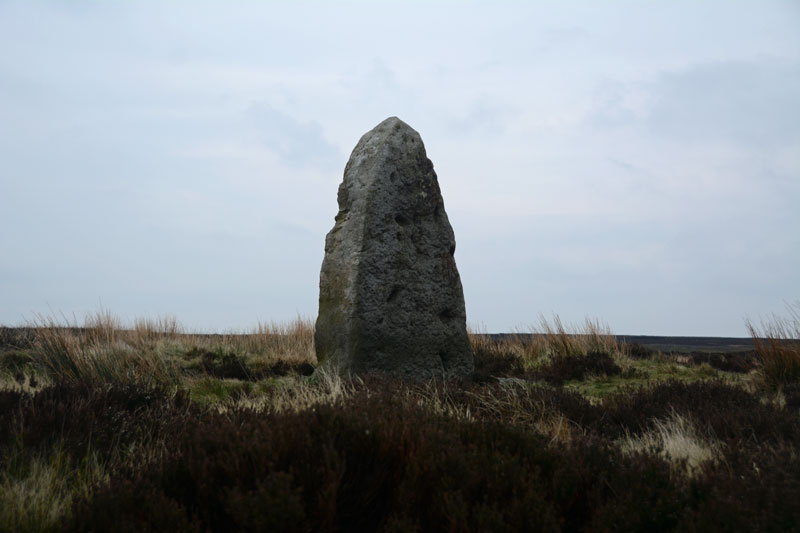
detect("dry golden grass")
[534,315,620,359]
[128,315,182,352]
[746,302,800,388]
[22,311,316,385]
[619,410,720,477]
[0,373,49,394]
[469,315,624,375]
[30,312,181,385]
[404,380,475,421]
[19,309,622,389]
[220,367,354,414]
[226,316,316,366]
[0,450,107,533]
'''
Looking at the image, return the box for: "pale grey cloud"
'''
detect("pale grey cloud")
[246,103,341,170]
[646,61,800,146]
[1,1,798,335]
[445,95,514,138]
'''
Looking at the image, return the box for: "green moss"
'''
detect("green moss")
[186,377,251,406]
[564,358,746,399]
[0,350,36,373]
[253,375,302,394]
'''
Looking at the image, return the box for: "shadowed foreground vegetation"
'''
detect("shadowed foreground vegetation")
[0,308,798,531]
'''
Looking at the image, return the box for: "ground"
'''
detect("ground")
[0,314,797,531]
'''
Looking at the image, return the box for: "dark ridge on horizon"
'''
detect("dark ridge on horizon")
[486,333,755,353]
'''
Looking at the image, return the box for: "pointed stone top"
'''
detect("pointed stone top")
[347,117,425,173]
[369,116,416,136]
[378,115,403,126]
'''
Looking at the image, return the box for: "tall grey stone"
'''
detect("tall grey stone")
[315,116,473,379]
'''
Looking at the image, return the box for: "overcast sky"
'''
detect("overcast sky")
[1,1,798,336]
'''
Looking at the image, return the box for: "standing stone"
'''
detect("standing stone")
[315,117,473,379]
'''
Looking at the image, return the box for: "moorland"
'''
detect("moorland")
[0,308,798,531]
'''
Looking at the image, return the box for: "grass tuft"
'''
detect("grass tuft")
[30,313,180,386]
[19,312,316,386]
[536,315,620,359]
[746,301,800,388]
[0,449,107,533]
[619,409,720,476]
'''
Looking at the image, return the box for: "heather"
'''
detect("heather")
[0,310,797,531]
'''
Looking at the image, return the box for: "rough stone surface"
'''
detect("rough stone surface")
[315,116,473,379]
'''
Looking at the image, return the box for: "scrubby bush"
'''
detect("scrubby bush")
[185,347,317,381]
[0,327,36,350]
[60,379,799,531]
[191,349,254,380]
[535,351,621,385]
[625,342,653,359]
[686,442,800,531]
[70,479,201,533]
[68,389,689,531]
[0,350,36,375]
[602,380,800,443]
[0,376,795,531]
[688,351,757,373]
[448,380,603,433]
[469,337,524,381]
[0,382,192,461]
